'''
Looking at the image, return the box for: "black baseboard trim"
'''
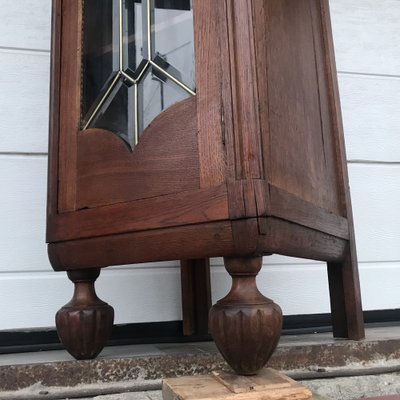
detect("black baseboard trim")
[0,309,399,355]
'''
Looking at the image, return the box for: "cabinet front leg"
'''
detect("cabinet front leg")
[209,256,282,375]
[56,268,114,360]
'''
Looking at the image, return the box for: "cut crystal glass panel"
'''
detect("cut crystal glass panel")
[81,0,195,150]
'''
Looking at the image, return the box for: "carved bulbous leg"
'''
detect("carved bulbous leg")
[209,256,282,375]
[56,268,114,360]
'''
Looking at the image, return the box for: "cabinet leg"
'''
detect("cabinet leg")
[209,256,282,375]
[327,246,365,339]
[56,268,114,360]
[180,258,212,336]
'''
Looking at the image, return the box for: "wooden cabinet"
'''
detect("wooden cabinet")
[47,0,364,374]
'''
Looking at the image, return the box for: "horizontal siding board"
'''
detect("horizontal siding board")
[2,259,398,330]
[330,0,400,76]
[99,267,182,325]
[0,0,51,51]
[0,156,49,272]
[0,50,50,153]
[214,260,400,316]
[0,268,182,330]
[349,164,400,263]
[358,262,400,311]
[339,73,400,162]
[212,263,331,316]
[2,55,400,162]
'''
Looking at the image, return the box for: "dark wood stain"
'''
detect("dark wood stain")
[76,98,200,209]
[47,0,365,373]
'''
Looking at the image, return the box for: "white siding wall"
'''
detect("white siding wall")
[0,0,399,330]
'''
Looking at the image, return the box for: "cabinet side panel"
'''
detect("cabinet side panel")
[193,0,227,187]
[262,0,343,215]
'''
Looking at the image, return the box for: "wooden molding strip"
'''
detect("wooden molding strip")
[48,185,229,242]
[269,185,349,240]
[48,221,234,270]
[258,217,347,263]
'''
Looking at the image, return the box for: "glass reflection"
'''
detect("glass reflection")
[81,0,195,150]
[152,0,195,91]
[82,0,119,120]
[90,81,135,146]
[139,65,191,132]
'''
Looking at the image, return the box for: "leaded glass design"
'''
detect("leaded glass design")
[81,0,195,149]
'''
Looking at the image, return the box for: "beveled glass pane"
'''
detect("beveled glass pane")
[122,0,148,78]
[81,0,196,149]
[152,0,195,91]
[138,65,191,135]
[82,0,120,121]
[89,81,135,146]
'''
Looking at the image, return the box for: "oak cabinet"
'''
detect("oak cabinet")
[47,0,364,374]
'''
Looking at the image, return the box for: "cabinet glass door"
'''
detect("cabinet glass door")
[81,0,195,149]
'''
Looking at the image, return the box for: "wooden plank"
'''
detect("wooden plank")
[49,184,228,242]
[212,369,306,395]
[163,369,312,400]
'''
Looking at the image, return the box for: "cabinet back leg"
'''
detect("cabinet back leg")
[327,246,365,340]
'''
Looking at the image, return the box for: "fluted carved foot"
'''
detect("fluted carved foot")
[209,256,282,375]
[56,268,114,360]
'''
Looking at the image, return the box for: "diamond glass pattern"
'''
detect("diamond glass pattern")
[81,0,195,149]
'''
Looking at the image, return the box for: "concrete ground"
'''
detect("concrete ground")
[1,326,400,400]
[302,373,400,400]
[2,375,400,400]
[80,373,400,400]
